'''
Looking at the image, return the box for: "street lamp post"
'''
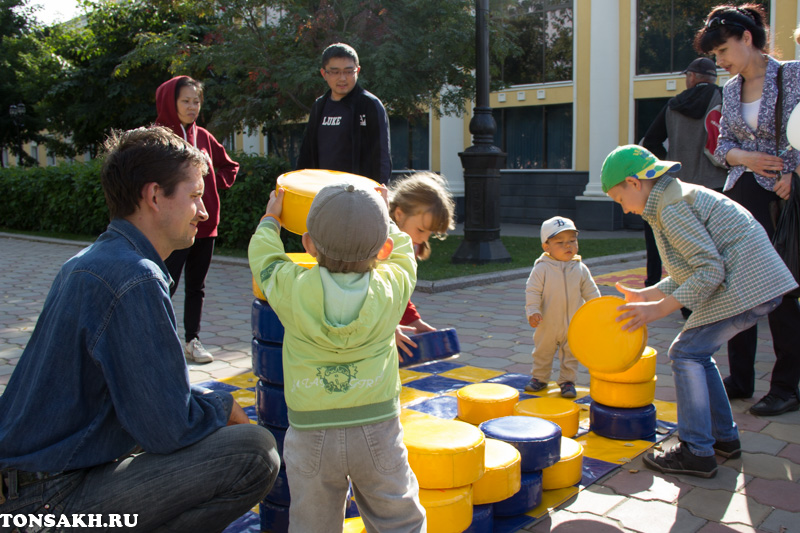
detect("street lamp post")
[9,103,26,164]
[452,0,511,264]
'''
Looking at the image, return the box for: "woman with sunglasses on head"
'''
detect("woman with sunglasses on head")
[695,4,800,416]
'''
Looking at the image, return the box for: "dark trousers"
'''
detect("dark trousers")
[725,173,800,399]
[165,236,215,343]
[643,221,662,287]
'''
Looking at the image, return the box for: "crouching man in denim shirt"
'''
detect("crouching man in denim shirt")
[0,127,279,532]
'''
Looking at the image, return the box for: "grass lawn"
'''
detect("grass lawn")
[416,236,645,280]
[2,228,645,282]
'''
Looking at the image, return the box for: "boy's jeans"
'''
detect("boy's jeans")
[284,416,426,533]
[668,296,781,457]
[0,424,279,533]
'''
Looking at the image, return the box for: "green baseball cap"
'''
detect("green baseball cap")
[600,145,681,193]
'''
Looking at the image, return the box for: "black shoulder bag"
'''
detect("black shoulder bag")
[771,64,800,297]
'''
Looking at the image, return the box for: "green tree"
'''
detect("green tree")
[0,0,62,165]
[38,0,216,158]
[119,0,482,138]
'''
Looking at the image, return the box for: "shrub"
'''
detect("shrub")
[1,153,303,252]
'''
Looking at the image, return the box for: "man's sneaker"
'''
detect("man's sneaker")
[712,439,742,459]
[749,393,800,416]
[643,441,718,478]
[185,338,214,364]
[525,378,548,393]
[559,382,577,398]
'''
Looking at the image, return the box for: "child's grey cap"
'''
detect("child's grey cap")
[306,182,389,262]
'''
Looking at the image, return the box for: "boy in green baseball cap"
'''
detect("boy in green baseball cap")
[601,144,797,478]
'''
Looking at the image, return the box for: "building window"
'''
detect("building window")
[493,0,573,86]
[390,114,430,171]
[637,0,769,75]
[492,104,572,169]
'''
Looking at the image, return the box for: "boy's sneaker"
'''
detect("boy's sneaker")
[712,438,742,459]
[525,378,548,393]
[559,382,577,398]
[643,441,718,478]
[185,338,214,364]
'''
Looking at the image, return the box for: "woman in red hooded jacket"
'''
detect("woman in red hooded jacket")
[155,76,239,364]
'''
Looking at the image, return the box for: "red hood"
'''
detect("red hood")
[155,76,197,145]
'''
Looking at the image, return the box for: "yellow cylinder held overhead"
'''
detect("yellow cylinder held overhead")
[456,383,519,425]
[418,485,474,533]
[591,346,657,383]
[542,437,584,490]
[589,375,657,408]
[513,397,581,438]
[277,169,379,235]
[402,418,485,489]
[472,438,522,505]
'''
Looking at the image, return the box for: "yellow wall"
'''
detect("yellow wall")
[489,84,573,107]
[773,1,799,60]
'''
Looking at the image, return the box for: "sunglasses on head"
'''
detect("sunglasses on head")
[704,16,746,31]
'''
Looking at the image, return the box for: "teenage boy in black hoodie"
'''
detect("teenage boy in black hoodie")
[296,43,392,184]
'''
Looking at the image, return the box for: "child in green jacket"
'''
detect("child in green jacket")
[249,181,425,532]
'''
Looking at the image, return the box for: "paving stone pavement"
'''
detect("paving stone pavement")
[1,234,799,532]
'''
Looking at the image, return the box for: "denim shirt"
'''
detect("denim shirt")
[0,219,233,473]
[716,56,800,192]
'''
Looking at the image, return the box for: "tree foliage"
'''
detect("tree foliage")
[118,0,480,137]
[0,0,63,165]
[37,0,216,157]
[8,0,500,157]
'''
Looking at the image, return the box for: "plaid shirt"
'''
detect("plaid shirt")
[644,175,797,330]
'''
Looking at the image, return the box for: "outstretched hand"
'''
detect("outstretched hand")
[265,188,285,220]
[376,185,389,209]
[395,325,419,362]
[615,282,648,303]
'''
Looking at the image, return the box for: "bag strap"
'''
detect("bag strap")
[776,63,784,154]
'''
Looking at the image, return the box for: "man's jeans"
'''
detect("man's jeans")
[0,424,279,533]
[669,296,781,457]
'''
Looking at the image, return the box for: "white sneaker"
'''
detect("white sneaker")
[185,338,214,364]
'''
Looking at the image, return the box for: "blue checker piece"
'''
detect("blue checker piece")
[251,338,283,385]
[408,395,460,419]
[480,416,561,472]
[264,467,290,507]
[493,471,543,517]
[590,402,656,441]
[403,375,469,393]
[252,298,285,344]
[464,504,493,533]
[259,501,289,533]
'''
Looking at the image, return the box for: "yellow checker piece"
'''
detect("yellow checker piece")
[403,418,485,489]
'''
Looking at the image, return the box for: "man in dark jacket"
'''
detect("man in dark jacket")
[641,57,727,288]
[296,43,392,184]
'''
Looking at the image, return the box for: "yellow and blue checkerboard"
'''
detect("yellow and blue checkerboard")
[214,360,677,533]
